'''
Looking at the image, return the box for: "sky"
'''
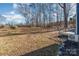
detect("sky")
[0,3,26,25]
[0,3,13,14]
[0,3,76,25]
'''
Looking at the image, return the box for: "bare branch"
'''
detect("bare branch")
[68,4,76,12]
[58,3,64,9]
[66,4,76,18]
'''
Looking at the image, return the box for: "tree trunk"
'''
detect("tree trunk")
[63,3,68,31]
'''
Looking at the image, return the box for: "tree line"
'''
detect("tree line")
[15,3,76,28]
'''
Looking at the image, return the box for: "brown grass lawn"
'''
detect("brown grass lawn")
[0,27,61,56]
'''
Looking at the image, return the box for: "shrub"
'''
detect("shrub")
[10,25,18,29]
[0,25,4,28]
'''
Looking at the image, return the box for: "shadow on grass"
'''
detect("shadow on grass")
[21,44,59,56]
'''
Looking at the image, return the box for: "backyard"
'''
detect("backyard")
[0,3,76,56]
[0,27,61,56]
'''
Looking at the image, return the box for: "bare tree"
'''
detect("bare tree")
[16,4,32,26]
[58,3,75,31]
